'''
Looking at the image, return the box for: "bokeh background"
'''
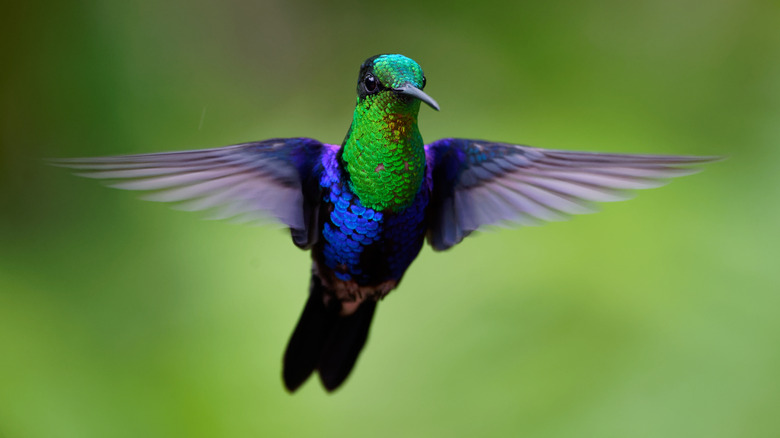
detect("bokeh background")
[2,0,778,437]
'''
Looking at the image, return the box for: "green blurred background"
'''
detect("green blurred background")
[1,0,778,437]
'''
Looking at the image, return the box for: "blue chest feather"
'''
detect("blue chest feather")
[318,147,430,285]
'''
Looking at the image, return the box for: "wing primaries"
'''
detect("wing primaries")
[426,138,720,250]
[52,138,327,248]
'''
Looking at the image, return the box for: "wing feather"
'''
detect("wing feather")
[426,138,720,250]
[52,138,327,249]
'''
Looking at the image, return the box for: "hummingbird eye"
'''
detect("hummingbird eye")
[363,74,379,93]
[422,76,426,89]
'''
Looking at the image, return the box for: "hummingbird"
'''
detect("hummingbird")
[53,54,717,392]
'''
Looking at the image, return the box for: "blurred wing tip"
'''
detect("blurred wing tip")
[73,171,105,179]
[698,155,728,165]
[691,154,727,162]
[668,154,727,166]
[48,156,120,165]
[46,158,69,167]
[46,158,92,169]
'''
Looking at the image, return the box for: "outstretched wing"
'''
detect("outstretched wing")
[425,138,720,251]
[52,137,327,249]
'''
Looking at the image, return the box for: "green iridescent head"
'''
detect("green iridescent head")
[356,54,439,111]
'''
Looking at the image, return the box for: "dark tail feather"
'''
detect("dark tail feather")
[282,275,337,392]
[282,275,377,392]
[318,299,376,391]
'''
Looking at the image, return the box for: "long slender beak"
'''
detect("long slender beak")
[394,83,440,111]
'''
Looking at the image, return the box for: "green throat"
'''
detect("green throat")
[341,95,426,213]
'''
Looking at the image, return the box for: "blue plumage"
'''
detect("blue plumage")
[317,145,429,285]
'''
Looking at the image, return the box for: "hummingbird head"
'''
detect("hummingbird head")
[356,54,440,111]
[342,54,434,211]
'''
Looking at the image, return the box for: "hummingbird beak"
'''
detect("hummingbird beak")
[394,83,440,111]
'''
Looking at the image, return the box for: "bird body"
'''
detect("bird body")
[54,54,718,392]
[316,144,430,299]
